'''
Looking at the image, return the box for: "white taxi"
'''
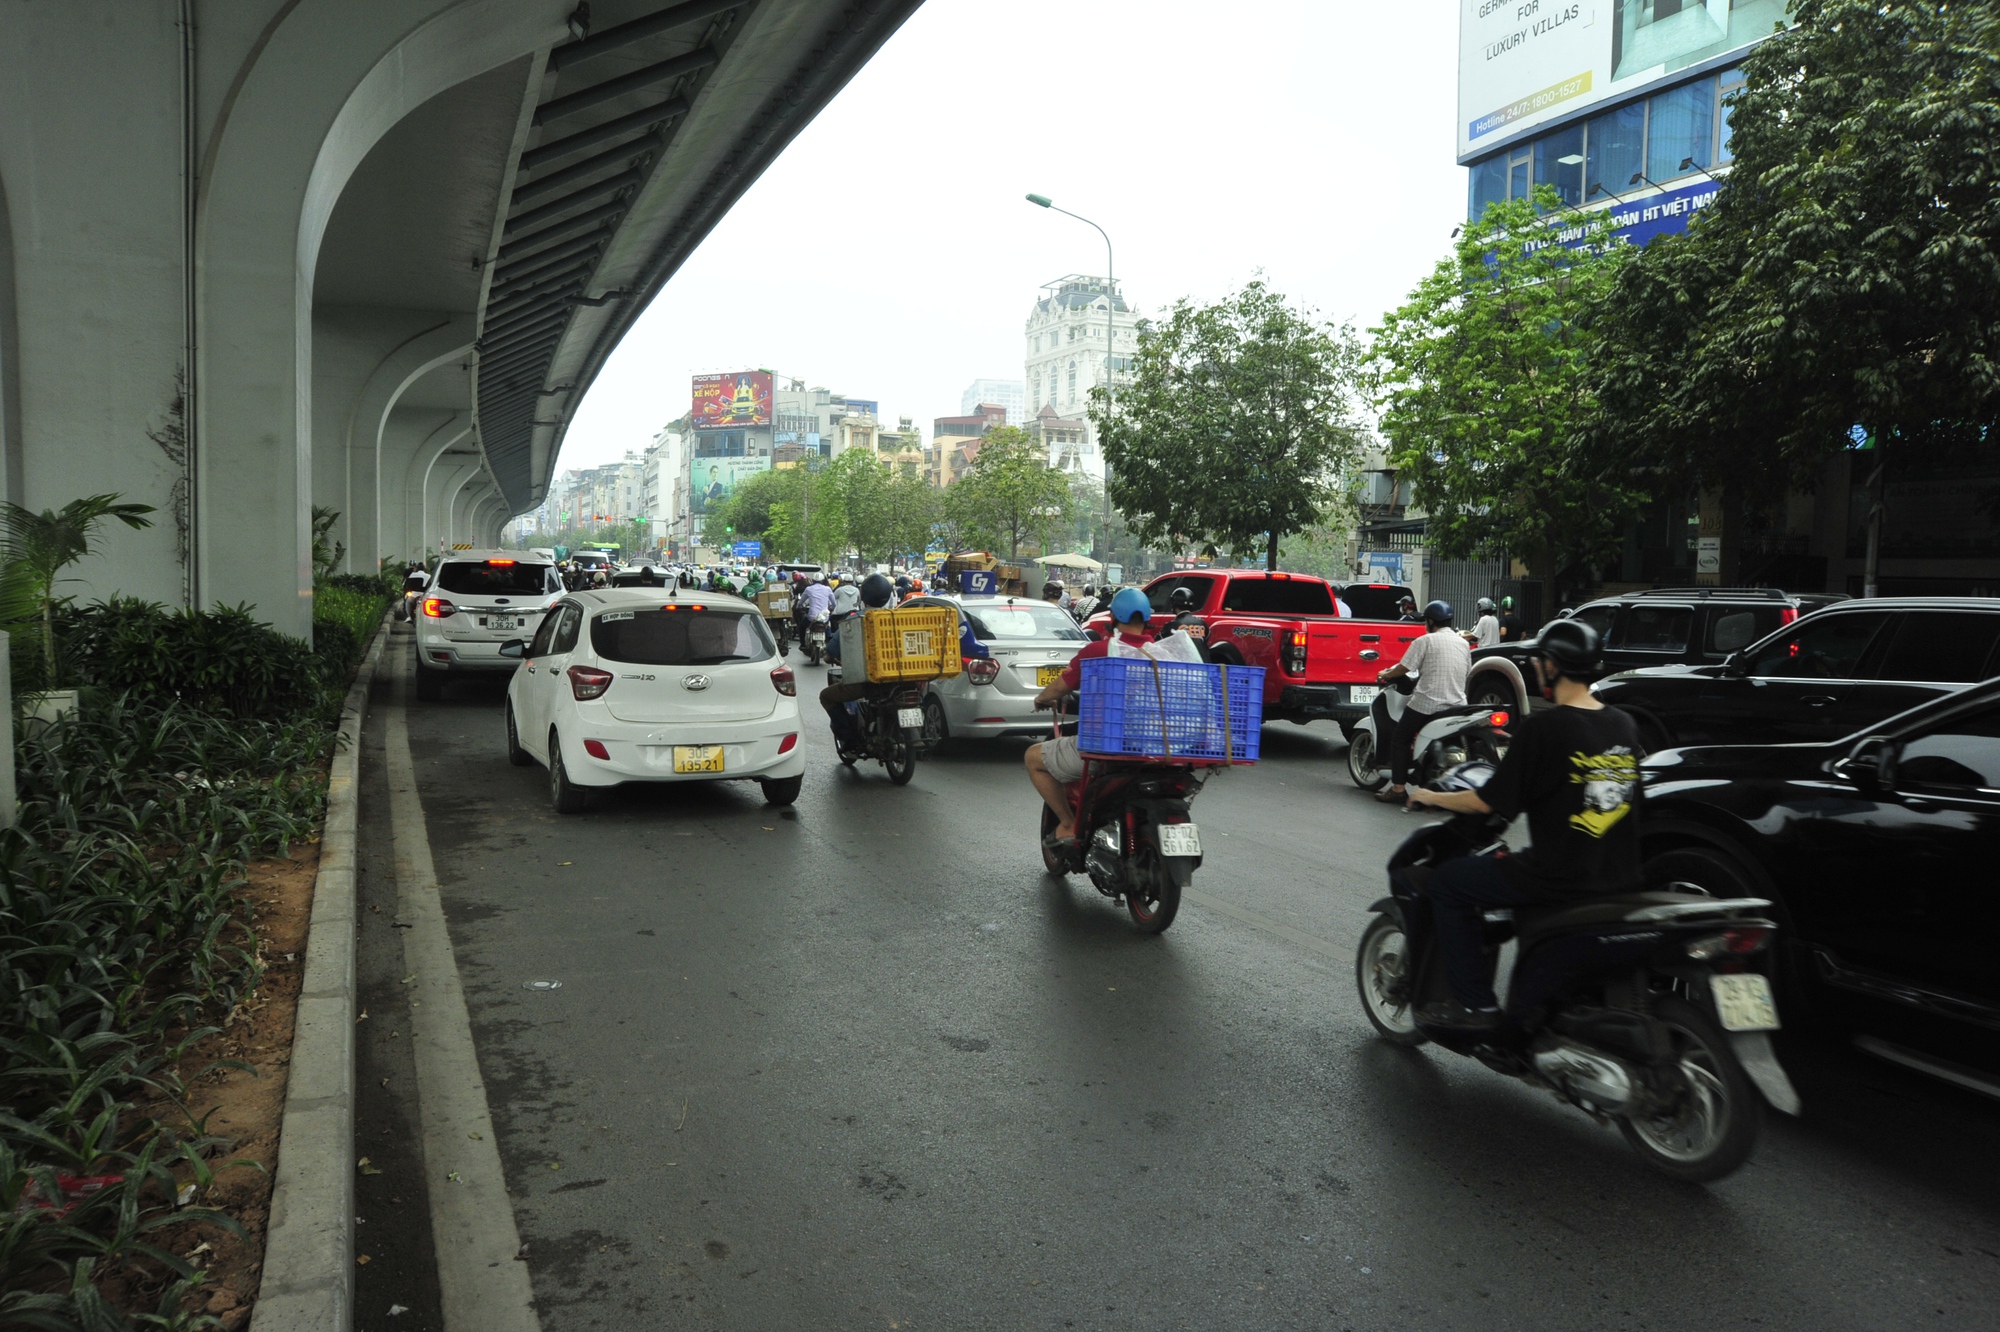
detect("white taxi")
[500,588,805,812]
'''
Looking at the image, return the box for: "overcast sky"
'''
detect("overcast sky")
[556,0,1465,470]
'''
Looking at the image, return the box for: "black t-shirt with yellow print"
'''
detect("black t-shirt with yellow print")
[1480,703,1645,899]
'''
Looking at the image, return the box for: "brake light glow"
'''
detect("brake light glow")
[770,665,796,696]
[1780,607,1799,626]
[966,658,1001,686]
[567,664,613,700]
[488,559,516,566]
[1489,710,1511,729]
[583,739,609,760]
[777,733,799,754]
[1282,628,1308,676]
[421,597,455,618]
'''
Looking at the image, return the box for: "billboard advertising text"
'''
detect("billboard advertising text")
[692,371,774,429]
[690,456,770,517]
[1458,0,1786,160]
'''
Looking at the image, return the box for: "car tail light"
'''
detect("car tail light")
[770,665,796,696]
[1488,710,1510,729]
[1282,629,1308,676]
[1779,607,1799,626]
[567,664,613,700]
[421,597,456,618]
[1685,927,1771,961]
[966,658,1001,686]
[583,739,609,760]
[777,733,798,754]
[488,558,516,566]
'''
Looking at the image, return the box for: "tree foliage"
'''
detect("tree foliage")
[944,427,1075,558]
[1094,280,1368,570]
[0,493,154,687]
[1369,188,1641,584]
[1589,0,2000,513]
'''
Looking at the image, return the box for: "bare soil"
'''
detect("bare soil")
[106,843,322,1329]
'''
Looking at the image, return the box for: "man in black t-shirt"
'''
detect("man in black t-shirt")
[1497,595,1523,643]
[1404,618,1643,1032]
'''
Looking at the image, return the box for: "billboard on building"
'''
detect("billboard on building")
[692,371,773,429]
[690,456,770,516]
[1458,0,1786,161]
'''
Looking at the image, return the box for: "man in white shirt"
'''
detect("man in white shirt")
[1467,597,1501,649]
[1374,599,1471,802]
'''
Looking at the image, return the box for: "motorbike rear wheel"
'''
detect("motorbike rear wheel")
[1125,856,1182,934]
[1347,729,1388,791]
[884,741,916,786]
[1616,995,1760,1182]
[1355,914,1426,1045]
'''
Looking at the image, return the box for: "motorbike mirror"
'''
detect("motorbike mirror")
[498,639,527,659]
[1831,734,1896,792]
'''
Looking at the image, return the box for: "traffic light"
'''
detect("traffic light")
[725,525,734,534]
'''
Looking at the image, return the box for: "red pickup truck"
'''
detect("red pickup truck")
[1084,570,1420,733]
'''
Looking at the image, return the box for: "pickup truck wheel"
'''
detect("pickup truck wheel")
[1347,728,1388,791]
[1470,677,1518,715]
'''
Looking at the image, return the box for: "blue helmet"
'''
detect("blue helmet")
[1108,587,1151,625]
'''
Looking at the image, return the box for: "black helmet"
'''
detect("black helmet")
[1168,585,1195,611]
[1423,599,1454,628]
[1537,617,1606,679]
[894,575,911,591]
[860,573,895,608]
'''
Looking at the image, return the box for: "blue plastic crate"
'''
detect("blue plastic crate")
[1077,658,1264,763]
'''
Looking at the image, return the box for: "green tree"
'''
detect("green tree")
[1369,188,1640,589]
[944,427,1074,558]
[1095,280,1369,571]
[1589,0,2000,594]
[0,493,154,686]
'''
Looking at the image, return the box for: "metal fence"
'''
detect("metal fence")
[1427,558,1508,616]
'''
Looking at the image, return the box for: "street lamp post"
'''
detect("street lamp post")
[1026,193,1119,579]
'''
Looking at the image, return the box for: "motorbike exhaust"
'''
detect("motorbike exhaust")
[1532,1040,1636,1112]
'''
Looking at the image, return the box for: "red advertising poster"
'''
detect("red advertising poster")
[692,371,773,429]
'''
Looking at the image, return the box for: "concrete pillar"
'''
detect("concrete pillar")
[383,409,468,567]
[425,454,483,558]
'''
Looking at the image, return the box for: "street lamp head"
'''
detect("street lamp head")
[1025,193,1053,208]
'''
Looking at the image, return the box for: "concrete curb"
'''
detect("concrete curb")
[251,615,391,1332]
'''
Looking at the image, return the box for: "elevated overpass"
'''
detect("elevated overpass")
[0,0,922,635]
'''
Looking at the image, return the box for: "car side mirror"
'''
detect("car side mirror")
[1831,735,1896,792]
[499,639,527,659]
[1719,650,1747,676]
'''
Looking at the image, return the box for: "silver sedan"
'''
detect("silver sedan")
[909,594,1090,742]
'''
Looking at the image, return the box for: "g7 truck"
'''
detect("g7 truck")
[1085,570,1420,733]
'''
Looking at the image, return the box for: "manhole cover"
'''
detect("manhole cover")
[522,980,563,991]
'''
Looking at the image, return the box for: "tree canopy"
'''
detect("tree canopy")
[944,427,1074,558]
[1370,187,1641,586]
[1093,280,1367,571]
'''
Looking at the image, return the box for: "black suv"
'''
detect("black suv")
[1640,676,2000,1091]
[1595,597,2000,749]
[1466,587,1846,720]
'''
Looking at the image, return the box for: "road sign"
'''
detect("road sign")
[732,540,763,559]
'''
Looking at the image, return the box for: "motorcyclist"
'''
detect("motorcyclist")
[743,568,765,597]
[397,564,430,619]
[1025,587,1155,847]
[1396,594,1421,622]
[1498,595,1523,643]
[1373,600,1470,804]
[1467,597,1501,649]
[799,575,835,636]
[894,574,912,603]
[1042,580,1073,616]
[1403,618,1644,1032]
[820,573,897,753]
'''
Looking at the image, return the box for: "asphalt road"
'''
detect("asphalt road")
[353,630,2000,1331]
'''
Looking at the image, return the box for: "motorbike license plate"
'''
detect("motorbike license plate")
[1710,974,1780,1031]
[1349,685,1379,703]
[1036,665,1063,687]
[1157,823,1201,857]
[896,707,925,729]
[672,745,726,774]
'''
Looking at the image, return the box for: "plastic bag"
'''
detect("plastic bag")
[1107,629,1206,665]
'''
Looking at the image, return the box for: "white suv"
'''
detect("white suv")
[413,550,564,700]
[501,587,805,811]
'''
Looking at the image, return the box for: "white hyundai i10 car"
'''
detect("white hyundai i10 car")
[501,588,805,812]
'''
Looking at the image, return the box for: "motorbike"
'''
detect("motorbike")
[1348,677,1506,792]
[1355,763,1799,1182]
[1037,707,1215,934]
[803,614,829,666]
[827,668,926,785]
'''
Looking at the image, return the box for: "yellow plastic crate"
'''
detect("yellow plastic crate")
[859,606,961,681]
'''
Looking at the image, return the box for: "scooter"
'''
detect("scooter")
[1036,708,1217,934]
[804,614,828,667]
[1355,763,1799,1182]
[827,667,925,785]
[1347,677,1507,792]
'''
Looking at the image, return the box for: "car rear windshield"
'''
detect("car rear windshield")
[589,608,773,665]
[1220,578,1337,615]
[963,603,1088,641]
[434,562,553,596]
[1335,585,1411,620]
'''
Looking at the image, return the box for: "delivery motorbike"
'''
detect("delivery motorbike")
[1347,676,1506,791]
[1355,763,1800,1182]
[827,667,926,785]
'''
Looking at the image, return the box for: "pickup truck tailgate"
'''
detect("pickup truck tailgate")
[1307,621,1422,682]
